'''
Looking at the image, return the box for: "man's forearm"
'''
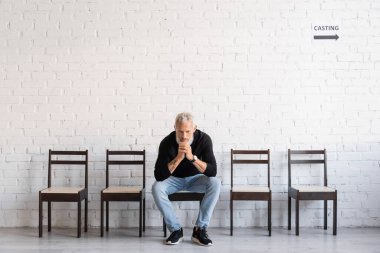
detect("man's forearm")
[192,159,207,173]
[168,156,182,174]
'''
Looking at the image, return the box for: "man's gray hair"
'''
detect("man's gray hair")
[175,112,194,127]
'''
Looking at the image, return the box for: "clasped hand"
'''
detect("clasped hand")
[177,142,193,161]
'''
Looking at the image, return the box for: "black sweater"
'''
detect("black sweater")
[154,129,217,181]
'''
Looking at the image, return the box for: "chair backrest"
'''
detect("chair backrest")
[231,149,270,188]
[288,149,327,188]
[48,150,88,188]
[106,150,146,188]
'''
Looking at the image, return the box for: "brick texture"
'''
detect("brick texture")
[0,0,379,228]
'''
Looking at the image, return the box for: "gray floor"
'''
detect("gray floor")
[0,227,379,253]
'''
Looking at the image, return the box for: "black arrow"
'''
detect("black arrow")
[314,34,339,40]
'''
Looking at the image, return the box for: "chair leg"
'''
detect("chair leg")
[100,196,104,237]
[39,193,42,237]
[296,198,299,236]
[230,198,233,236]
[139,199,142,237]
[106,201,109,232]
[48,201,51,232]
[288,196,291,230]
[333,198,337,235]
[268,196,272,236]
[85,198,88,232]
[163,218,167,238]
[324,200,327,230]
[77,200,81,238]
[143,197,146,232]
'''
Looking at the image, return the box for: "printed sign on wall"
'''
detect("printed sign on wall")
[313,25,340,40]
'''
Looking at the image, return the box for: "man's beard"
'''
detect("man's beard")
[176,136,194,145]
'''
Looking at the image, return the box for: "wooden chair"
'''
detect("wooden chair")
[162,191,205,237]
[100,150,146,237]
[38,150,88,238]
[288,149,337,236]
[230,149,271,236]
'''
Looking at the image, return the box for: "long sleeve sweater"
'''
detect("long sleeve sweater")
[154,129,217,181]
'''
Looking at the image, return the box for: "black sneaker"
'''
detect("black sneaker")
[191,226,213,246]
[165,227,183,245]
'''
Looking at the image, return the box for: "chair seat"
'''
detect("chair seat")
[174,190,200,194]
[293,186,336,192]
[41,187,84,194]
[103,186,142,193]
[232,185,270,192]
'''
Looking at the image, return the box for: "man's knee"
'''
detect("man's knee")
[152,181,165,196]
[208,177,221,191]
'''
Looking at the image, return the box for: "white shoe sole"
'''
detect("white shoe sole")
[191,236,212,246]
[165,237,183,245]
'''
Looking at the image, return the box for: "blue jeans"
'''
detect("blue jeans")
[152,174,221,232]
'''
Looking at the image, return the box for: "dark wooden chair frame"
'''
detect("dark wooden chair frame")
[230,149,271,236]
[287,149,337,236]
[39,150,88,238]
[100,150,146,237]
[162,192,205,237]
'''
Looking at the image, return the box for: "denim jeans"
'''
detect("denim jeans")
[152,174,221,232]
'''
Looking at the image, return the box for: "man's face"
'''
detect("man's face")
[175,121,195,144]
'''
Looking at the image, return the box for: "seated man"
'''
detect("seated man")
[152,112,221,246]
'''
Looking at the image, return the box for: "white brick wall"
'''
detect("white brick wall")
[1,0,379,228]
